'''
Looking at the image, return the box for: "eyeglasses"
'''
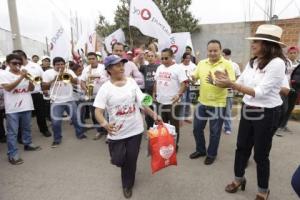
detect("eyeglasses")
[10,61,21,66]
[161,57,169,61]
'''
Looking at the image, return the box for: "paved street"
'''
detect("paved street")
[0,116,299,200]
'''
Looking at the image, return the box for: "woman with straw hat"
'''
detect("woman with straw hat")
[212,24,289,200]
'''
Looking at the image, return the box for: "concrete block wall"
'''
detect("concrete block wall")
[192,17,300,69]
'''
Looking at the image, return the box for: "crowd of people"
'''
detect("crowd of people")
[0,24,300,199]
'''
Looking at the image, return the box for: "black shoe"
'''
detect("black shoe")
[8,157,24,165]
[189,152,206,159]
[204,157,215,165]
[78,134,87,140]
[123,188,132,199]
[24,145,42,151]
[41,130,52,137]
[51,141,60,148]
[0,136,6,143]
[176,145,179,153]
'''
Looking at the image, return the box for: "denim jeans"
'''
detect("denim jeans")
[234,105,281,191]
[6,111,32,159]
[193,103,225,158]
[180,87,192,118]
[224,97,233,132]
[51,101,84,143]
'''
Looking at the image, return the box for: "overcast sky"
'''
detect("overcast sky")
[0,0,300,42]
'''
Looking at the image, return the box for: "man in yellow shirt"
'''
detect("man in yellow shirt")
[190,40,235,165]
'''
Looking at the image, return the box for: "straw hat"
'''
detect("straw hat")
[246,24,286,47]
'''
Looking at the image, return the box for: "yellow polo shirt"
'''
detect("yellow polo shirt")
[193,57,235,107]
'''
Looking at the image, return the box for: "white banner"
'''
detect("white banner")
[104,28,125,53]
[129,0,171,41]
[49,13,71,60]
[158,32,194,63]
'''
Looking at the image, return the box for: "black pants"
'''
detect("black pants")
[145,105,154,129]
[279,91,298,128]
[31,93,49,133]
[0,109,5,139]
[108,134,142,189]
[234,105,281,190]
[292,165,300,197]
[155,103,181,145]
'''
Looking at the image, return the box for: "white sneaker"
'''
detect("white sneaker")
[225,130,232,135]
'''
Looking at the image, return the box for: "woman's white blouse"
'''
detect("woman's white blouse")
[237,57,286,108]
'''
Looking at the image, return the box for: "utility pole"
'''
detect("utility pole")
[7,0,22,50]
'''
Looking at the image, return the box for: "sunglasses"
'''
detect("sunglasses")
[161,57,169,61]
[10,61,21,66]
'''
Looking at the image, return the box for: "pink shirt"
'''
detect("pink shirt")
[124,61,144,88]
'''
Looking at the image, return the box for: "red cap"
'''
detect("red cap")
[287,46,299,53]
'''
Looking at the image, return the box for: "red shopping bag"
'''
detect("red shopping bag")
[149,124,177,174]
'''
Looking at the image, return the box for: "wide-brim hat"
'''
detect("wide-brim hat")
[246,24,286,47]
[104,55,128,69]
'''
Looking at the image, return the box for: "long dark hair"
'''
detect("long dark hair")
[250,40,289,70]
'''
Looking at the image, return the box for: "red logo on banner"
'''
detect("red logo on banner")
[50,43,54,51]
[141,9,151,20]
[89,35,93,44]
[170,44,178,54]
[111,39,117,46]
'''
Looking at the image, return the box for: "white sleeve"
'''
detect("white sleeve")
[80,68,88,81]
[154,66,160,81]
[233,63,241,77]
[236,62,250,85]
[42,71,52,83]
[254,59,286,98]
[132,79,146,106]
[93,83,108,109]
[68,70,77,78]
[282,75,290,89]
[0,71,9,84]
[177,66,188,83]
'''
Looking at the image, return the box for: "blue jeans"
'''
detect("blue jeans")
[51,101,84,143]
[180,87,192,118]
[6,111,32,159]
[193,103,225,158]
[224,97,233,132]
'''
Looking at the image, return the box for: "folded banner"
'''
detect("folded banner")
[159,32,194,63]
[49,13,71,60]
[105,29,126,53]
[129,0,171,42]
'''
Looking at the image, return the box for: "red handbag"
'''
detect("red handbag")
[149,124,177,174]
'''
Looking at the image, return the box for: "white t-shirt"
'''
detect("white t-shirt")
[0,70,34,114]
[93,78,145,140]
[154,63,187,104]
[230,61,241,78]
[80,64,109,96]
[237,57,285,108]
[179,62,196,77]
[22,61,44,93]
[43,69,77,103]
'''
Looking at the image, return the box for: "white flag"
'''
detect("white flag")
[159,32,194,63]
[104,29,126,53]
[49,13,71,60]
[129,0,171,41]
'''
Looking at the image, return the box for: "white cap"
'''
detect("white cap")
[41,55,51,61]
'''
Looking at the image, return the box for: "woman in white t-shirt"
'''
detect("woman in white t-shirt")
[94,55,161,199]
[179,52,196,121]
[0,54,41,165]
[214,24,288,200]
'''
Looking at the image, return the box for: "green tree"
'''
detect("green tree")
[96,0,200,47]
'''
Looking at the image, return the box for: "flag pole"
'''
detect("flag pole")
[128,0,133,48]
